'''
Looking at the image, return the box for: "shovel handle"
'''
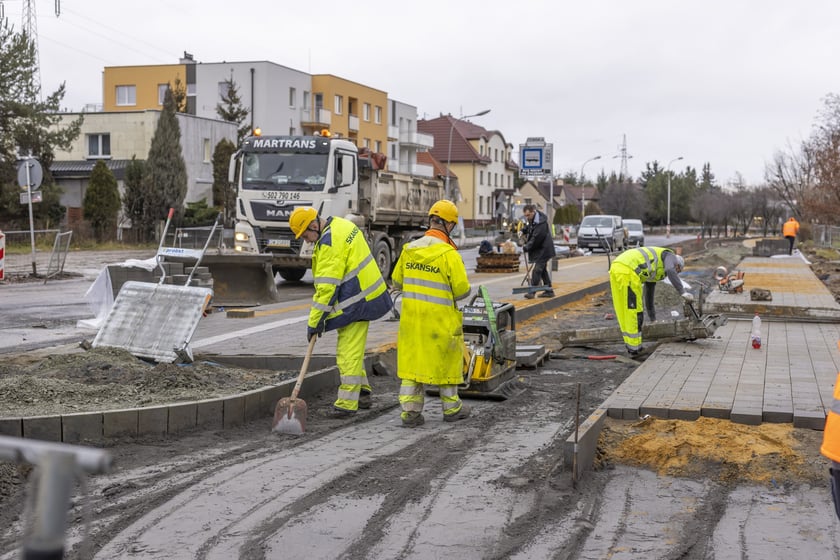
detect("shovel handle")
[290,336,317,402]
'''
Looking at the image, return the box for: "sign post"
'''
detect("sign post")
[18,158,43,276]
[518,138,555,229]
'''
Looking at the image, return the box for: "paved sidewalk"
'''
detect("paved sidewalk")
[604,255,840,429]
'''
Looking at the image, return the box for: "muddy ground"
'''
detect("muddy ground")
[0,239,836,558]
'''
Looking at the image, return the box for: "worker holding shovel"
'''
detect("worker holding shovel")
[289,207,392,418]
[609,246,692,355]
[391,200,472,427]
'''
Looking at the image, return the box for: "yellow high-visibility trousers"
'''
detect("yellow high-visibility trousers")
[609,262,644,351]
[334,321,371,411]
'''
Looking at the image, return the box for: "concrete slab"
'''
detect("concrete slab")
[22,416,62,442]
[103,409,139,438]
[0,418,22,437]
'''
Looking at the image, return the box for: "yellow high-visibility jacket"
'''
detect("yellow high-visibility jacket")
[612,246,675,283]
[392,235,471,385]
[822,371,840,462]
[308,217,391,333]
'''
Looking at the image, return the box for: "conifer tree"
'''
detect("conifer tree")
[216,78,250,143]
[212,138,237,224]
[140,87,187,240]
[83,160,120,241]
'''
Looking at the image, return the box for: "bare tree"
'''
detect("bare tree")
[765,139,812,220]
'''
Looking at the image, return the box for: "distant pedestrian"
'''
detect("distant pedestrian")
[391,200,472,427]
[609,246,693,355]
[521,204,556,299]
[288,207,392,417]
[821,369,840,520]
[783,216,800,255]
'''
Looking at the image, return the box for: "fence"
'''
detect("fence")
[811,225,840,248]
[1,229,65,278]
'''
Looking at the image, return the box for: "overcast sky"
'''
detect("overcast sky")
[12,0,840,186]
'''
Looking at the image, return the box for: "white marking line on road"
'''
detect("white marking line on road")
[191,315,308,348]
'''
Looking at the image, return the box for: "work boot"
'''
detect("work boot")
[402,412,425,428]
[326,406,356,419]
[358,390,372,410]
[524,292,536,300]
[538,291,555,298]
[443,403,471,423]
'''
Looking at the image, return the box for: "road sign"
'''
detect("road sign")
[17,159,43,191]
[20,191,43,204]
[518,141,553,177]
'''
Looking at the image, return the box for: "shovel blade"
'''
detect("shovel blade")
[272,397,307,435]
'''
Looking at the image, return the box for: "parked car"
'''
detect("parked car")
[577,214,626,252]
[624,219,645,247]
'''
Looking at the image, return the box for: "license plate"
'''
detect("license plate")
[267,239,291,248]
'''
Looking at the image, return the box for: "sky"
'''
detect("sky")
[10,0,840,186]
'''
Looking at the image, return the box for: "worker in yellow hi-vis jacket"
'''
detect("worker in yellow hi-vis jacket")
[289,207,392,417]
[609,246,692,355]
[391,200,472,428]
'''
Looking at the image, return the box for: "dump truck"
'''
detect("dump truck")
[229,133,444,281]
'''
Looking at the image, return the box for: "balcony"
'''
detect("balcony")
[402,162,434,178]
[399,130,434,149]
[388,125,399,141]
[301,107,331,126]
[348,114,359,132]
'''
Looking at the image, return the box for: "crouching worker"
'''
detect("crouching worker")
[391,200,472,427]
[608,246,692,355]
[289,207,392,417]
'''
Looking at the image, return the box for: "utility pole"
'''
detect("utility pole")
[616,134,632,181]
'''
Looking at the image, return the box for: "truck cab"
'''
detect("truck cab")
[229,134,359,281]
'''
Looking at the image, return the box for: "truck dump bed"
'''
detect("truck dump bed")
[358,170,443,227]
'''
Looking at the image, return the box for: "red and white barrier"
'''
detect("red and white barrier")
[0,230,4,281]
[563,226,570,243]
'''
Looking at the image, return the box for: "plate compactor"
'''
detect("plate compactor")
[428,287,530,400]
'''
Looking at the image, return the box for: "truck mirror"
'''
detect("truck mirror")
[228,151,240,184]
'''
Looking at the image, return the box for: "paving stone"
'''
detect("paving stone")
[138,406,169,436]
[168,402,198,433]
[22,416,62,442]
[0,418,22,437]
[61,412,103,443]
[103,409,138,438]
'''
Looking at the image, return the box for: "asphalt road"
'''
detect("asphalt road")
[6,236,836,559]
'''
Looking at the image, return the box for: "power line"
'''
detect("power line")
[61,5,174,61]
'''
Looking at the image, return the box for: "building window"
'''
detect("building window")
[289,87,296,108]
[203,139,211,163]
[218,81,228,100]
[495,173,498,187]
[391,144,397,160]
[364,138,370,148]
[375,140,382,153]
[480,145,484,156]
[87,133,111,158]
[508,175,511,188]
[303,91,310,109]
[374,106,382,124]
[290,126,296,136]
[495,149,499,162]
[157,84,168,105]
[479,196,484,214]
[479,170,483,185]
[116,85,136,106]
[334,95,343,115]
[363,103,370,121]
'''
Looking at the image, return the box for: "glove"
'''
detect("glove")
[682,292,695,303]
[306,324,325,342]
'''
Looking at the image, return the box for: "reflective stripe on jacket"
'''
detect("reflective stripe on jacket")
[392,235,471,385]
[613,246,675,283]
[822,371,840,462]
[309,216,392,332]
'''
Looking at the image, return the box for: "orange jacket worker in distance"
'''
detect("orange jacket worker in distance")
[782,217,800,256]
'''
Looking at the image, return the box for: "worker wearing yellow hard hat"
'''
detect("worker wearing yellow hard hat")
[288,206,392,417]
[391,199,471,427]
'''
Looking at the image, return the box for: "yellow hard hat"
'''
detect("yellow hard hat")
[289,207,318,239]
[429,199,459,224]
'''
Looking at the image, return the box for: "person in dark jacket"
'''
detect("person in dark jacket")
[522,204,556,298]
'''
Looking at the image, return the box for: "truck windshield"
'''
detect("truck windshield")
[581,216,613,228]
[242,153,328,191]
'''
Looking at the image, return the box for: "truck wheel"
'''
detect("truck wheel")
[276,267,306,282]
[373,240,392,278]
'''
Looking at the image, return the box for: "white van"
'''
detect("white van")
[624,219,645,247]
[577,215,626,252]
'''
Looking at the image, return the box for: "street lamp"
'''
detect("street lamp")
[579,155,602,217]
[445,109,491,201]
[666,156,684,237]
